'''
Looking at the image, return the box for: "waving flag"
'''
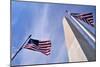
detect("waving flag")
[24,38,51,55]
[71,13,95,27]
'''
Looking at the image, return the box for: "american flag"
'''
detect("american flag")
[24,38,51,55]
[71,13,95,27]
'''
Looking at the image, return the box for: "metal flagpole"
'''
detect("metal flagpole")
[11,34,32,61]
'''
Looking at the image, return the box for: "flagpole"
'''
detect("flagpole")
[11,34,32,61]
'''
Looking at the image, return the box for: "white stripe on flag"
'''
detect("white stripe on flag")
[39,41,51,44]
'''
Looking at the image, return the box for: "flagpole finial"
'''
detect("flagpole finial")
[66,10,71,15]
[29,34,32,38]
[66,10,68,13]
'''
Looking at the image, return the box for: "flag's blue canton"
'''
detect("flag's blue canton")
[28,39,39,46]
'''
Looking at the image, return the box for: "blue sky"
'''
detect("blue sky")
[11,1,96,65]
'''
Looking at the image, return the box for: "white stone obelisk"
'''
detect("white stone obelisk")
[63,17,87,62]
